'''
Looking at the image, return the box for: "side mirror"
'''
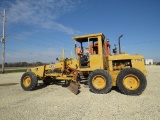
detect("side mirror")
[113,44,117,54]
[56,58,59,61]
[113,48,117,53]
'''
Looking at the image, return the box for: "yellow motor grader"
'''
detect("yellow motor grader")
[21,33,147,95]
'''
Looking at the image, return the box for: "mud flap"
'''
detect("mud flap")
[67,82,79,95]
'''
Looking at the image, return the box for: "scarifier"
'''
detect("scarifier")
[21,33,147,95]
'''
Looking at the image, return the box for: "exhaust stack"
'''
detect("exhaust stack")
[118,34,123,54]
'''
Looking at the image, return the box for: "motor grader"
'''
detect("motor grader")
[21,33,147,95]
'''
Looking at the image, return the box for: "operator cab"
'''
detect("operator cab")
[73,33,111,69]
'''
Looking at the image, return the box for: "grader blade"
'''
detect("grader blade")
[67,82,79,95]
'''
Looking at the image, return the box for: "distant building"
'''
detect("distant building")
[145,59,153,65]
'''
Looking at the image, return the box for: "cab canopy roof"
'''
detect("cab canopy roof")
[73,33,105,42]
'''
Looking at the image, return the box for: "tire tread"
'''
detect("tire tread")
[117,68,147,95]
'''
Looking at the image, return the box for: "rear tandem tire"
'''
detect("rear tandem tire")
[21,72,38,91]
[116,68,147,95]
[88,69,112,94]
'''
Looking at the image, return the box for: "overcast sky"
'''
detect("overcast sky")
[0,0,160,63]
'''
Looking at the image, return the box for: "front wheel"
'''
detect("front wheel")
[21,72,38,91]
[88,69,112,94]
[116,68,147,95]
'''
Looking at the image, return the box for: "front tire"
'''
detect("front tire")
[116,68,147,95]
[88,69,112,94]
[21,72,38,91]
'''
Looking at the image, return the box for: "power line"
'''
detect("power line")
[6,48,54,58]
[122,40,160,45]
[8,36,65,51]
[7,34,73,52]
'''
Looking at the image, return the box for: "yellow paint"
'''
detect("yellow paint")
[108,71,120,86]
[23,76,31,87]
[90,55,102,69]
[25,32,147,88]
[92,75,106,89]
[107,54,147,76]
[30,66,45,77]
[123,74,140,90]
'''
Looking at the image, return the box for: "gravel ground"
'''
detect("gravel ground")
[0,66,160,120]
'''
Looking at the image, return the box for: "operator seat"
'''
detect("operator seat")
[76,47,89,66]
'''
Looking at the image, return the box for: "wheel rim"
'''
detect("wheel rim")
[92,75,106,89]
[23,76,31,87]
[123,74,140,90]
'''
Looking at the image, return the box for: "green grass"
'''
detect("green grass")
[0,69,27,74]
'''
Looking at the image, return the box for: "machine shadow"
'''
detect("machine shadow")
[35,80,65,90]
[79,78,122,94]
[111,86,122,94]
[35,79,122,95]
[35,83,48,90]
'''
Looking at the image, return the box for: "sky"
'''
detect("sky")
[0,0,160,63]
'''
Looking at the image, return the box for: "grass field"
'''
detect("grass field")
[0,69,26,74]
[0,67,28,74]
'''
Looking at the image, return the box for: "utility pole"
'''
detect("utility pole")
[1,9,6,74]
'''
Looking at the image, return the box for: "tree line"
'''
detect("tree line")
[0,62,48,67]
[0,61,159,68]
